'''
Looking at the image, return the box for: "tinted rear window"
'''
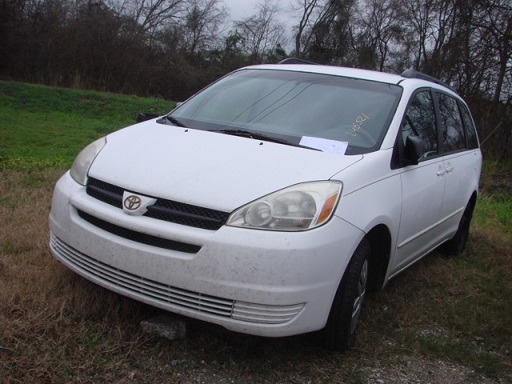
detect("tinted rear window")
[459,102,479,149]
[437,93,466,153]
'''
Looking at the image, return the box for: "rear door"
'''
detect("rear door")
[435,92,482,239]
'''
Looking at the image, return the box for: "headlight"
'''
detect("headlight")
[227,181,342,231]
[70,137,106,185]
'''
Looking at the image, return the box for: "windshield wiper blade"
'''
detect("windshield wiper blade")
[214,129,268,140]
[215,129,288,144]
[213,129,319,150]
[160,115,185,127]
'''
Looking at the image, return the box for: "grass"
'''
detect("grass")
[0,81,173,169]
[1,81,511,383]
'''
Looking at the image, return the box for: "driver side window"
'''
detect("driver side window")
[401,91,438,158]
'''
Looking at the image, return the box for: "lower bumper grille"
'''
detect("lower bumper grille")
[77,210,201,254]
[50,234,305,324]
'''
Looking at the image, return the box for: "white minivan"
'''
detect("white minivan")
[49,62,482,351]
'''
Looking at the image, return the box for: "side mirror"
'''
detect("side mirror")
[403,135,425,166]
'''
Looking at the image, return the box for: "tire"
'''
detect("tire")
[443,201,475,256]
[319,238,370,351]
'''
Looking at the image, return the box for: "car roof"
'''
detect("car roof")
[246,64,403,84]
[244,64,458,96]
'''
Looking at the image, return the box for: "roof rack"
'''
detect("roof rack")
[278,58,318,65]
[401,69,456,92]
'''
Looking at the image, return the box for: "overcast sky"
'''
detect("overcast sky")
[223,0,263,20]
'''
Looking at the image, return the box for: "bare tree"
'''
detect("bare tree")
[291,0,355,64]
[183,0,227,54]
[350,0,404,71]
[129,0,185,36]
[398,0,438,69]
[473,0,512,103]
[233,0,287,63]
[292,0,321,57]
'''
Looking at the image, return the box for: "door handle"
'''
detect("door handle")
[437,170,446,176]
[446,166,454,173]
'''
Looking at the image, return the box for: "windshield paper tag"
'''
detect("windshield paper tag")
[299,136,348,155]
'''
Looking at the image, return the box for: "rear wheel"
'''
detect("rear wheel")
[320,238,370,351]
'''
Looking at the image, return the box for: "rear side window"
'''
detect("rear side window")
[459,103,479,149]
[437,93,466,152]
[401,90,438,158]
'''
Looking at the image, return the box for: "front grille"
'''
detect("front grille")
[87,178,124,207]
[145,200,229,230]
[86,178,229,230]
[50,234,305,324]
[77,210,201,254]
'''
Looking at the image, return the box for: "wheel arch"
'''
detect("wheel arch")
[365,224,392,292]
[468,190,478,214]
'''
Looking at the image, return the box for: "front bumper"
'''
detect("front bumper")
[49,172,364,337]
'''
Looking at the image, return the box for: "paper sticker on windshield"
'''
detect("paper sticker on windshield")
[299,136,348,155]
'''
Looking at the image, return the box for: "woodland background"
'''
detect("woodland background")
[1,0,510,160]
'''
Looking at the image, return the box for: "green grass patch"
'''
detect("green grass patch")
[0,81,173,169]
[474,193,512,237]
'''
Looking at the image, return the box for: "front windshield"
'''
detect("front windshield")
[165,69,402,155]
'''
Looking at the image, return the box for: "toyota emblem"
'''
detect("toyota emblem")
[124,195,142,210]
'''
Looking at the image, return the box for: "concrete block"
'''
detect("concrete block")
[140,315,187,340]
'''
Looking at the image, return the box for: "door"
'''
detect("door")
[436,93,481,238]
[393,90,447,273]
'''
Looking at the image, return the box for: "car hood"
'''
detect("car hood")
[88,121,362,212]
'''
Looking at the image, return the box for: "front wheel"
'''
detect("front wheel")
[443,201,475,256]
[319,238,370,351]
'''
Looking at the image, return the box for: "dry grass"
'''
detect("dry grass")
[1,168,511,384]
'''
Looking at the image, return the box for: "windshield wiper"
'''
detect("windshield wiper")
[213,129,319,150]
[159,115,185,127]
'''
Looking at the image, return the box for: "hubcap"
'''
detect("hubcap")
[350,259,368,335]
